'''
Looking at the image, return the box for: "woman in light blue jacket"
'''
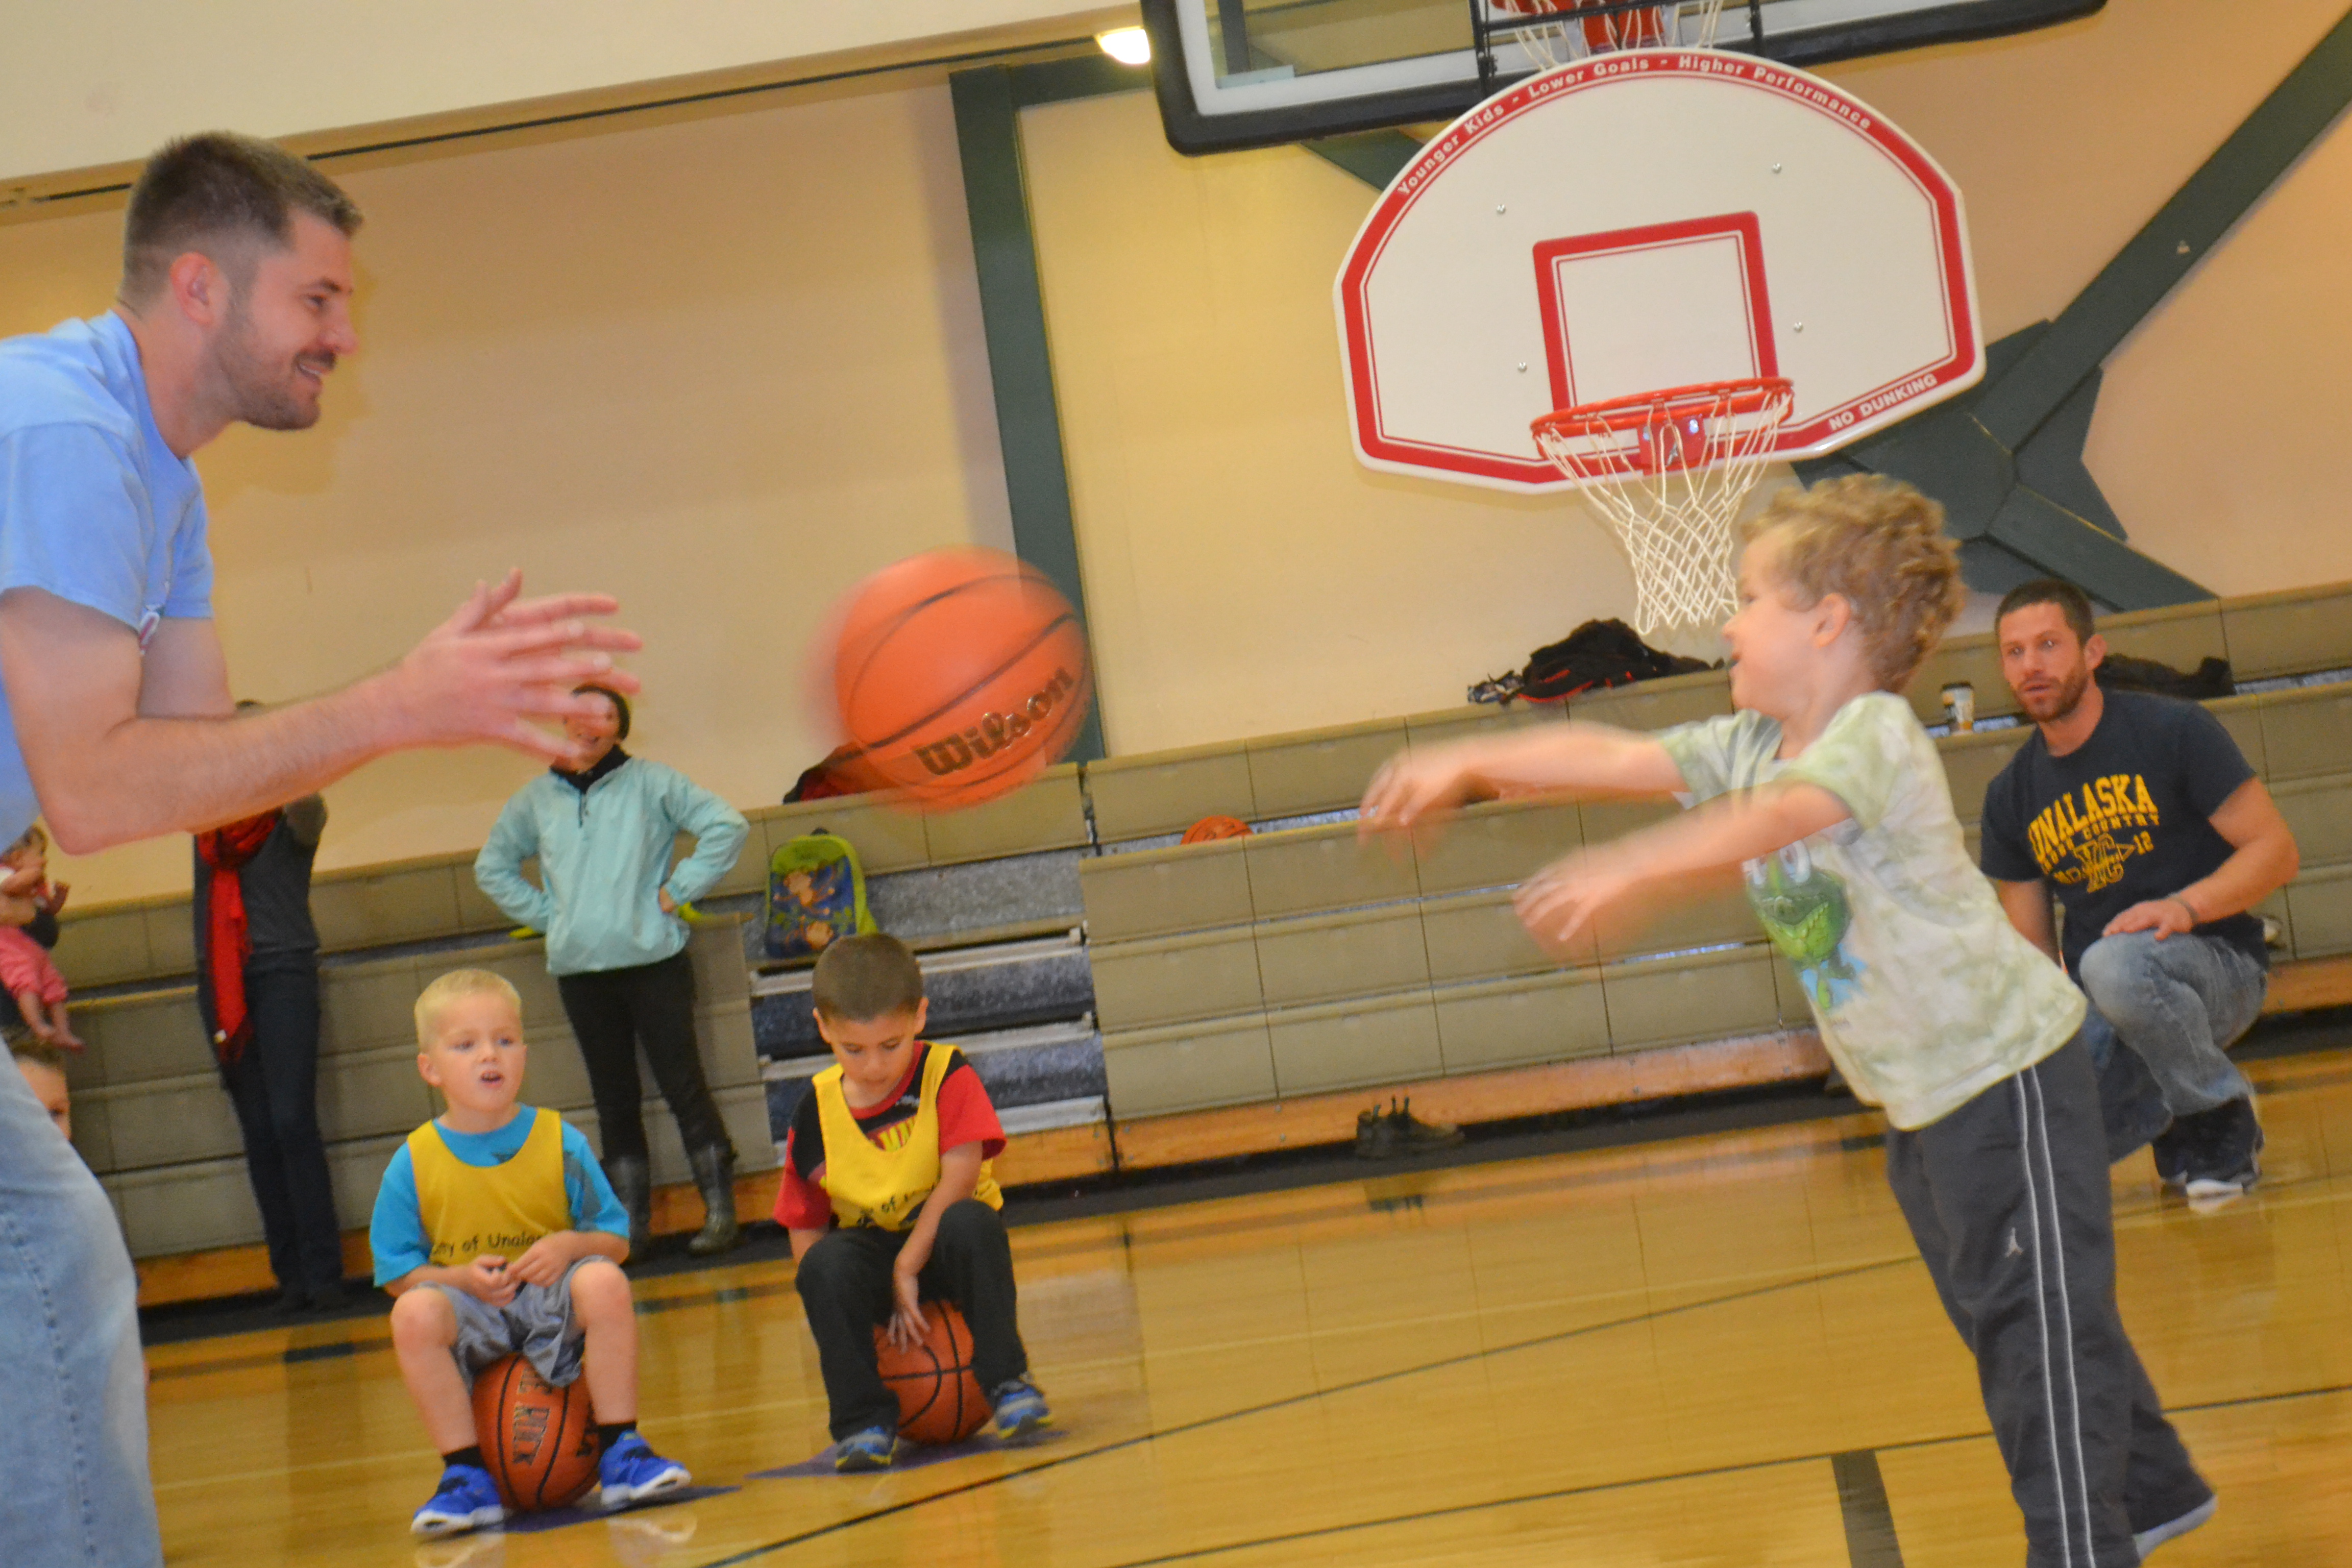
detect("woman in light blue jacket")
[474,685,749,1257]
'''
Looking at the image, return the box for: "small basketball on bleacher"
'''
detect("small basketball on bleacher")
[471,1354,601,1510]
[830,547,1092,810]
[872,1301,990,1445]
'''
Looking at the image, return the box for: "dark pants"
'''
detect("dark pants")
[219,958,344,1292]
[555,949,729,1163]
[1885,1037,2210,1567]
[794,1199,1028,1440]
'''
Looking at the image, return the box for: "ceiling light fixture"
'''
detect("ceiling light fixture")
[1096,27,1152,66]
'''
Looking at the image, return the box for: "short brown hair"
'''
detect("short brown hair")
[121,133,362,303]
[1743,475,1966,691]
[811,933,924,1022]
[1994,578,2096,646]
[414,969,523,1048]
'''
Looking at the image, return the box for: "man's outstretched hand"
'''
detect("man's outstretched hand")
[381,571,643,765]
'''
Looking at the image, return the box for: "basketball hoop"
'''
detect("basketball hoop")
[1532,378,1793,634]
[1482,0,1730,69]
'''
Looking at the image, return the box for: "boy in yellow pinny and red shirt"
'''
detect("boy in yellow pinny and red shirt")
[775,932,1051,1470]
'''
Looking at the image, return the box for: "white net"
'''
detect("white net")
[1485,0,1731,68]
[1532,379,1793,634]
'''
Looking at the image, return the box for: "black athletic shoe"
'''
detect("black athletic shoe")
[2134,1496,2217,1558]
[2149,1119,2193,1188]
[1354,1106,1401,1159]
[2177,1097,2263,1202]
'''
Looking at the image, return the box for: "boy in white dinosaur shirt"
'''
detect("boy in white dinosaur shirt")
[1362,477,2213,1566]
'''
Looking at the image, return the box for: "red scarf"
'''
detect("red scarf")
[198,811,280,1064]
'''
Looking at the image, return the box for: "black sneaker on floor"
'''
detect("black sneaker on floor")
[2177,1096,2263,1202]
[1354,1106,1401,1160]
[2149,1119,2193,1188]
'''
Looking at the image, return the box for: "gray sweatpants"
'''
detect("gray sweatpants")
[1884,1036,2210,1567]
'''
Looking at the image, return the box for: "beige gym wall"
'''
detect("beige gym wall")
[0,1,1133,190]
[1018,0,2352,755]
[1020,87,1658,756]
[0,81,1013,906]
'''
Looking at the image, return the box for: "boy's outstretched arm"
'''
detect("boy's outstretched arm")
[1515,781,1850,947]
[885,1143,985,1349]
[1359,724,1689,838]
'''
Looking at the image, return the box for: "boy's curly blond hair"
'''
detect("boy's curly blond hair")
[1742,475,1966,692]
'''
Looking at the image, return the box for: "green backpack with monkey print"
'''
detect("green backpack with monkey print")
[764,830,876,962]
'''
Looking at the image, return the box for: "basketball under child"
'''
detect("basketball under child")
[777,932,1051,1469]
[1361,476,2215,1565]
[372,969,690,1538]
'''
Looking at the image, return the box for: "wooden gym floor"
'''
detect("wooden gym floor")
[146,1043,2352,1567]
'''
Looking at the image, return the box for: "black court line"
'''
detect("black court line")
[1060,1453,1878,1568]
[684,1256,1917,1567]
[1832,1450,1906,1567]
[685,1279,2352,1568]
[846,1364,2352,1568]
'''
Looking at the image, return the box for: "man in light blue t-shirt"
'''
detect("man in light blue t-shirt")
[0,133,641,1568]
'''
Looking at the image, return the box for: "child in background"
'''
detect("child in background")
[777,932,1050,1470]
[10,1035,72,1140]
[373,969,690,1538]
[0,825,76,1048]
[1361,476,2214,1564]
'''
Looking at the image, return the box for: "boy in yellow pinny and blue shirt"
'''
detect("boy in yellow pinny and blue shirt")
[1362,478,2215,1567]
[774,932,1051,1470]
[372,968,690,1538]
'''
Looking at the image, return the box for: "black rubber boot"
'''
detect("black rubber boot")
[604,1153,653,1263]
[1387,1096,1463,1151]
[687,1144,740,1256]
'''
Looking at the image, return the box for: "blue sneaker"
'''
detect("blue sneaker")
[833,1426,898,1472]
[411,1462,504,1538]
[598,1432,691,1507]
[990,1378,1053,1440]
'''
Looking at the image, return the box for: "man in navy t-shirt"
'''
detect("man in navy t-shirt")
[1979,580,2300,1201]
[0,134,643,1567]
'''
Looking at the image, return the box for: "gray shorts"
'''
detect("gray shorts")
[421,1258,603,1390]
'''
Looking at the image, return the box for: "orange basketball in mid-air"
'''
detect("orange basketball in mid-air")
[872,1302,990,1446]
[471,1355,602,1511]
[831,548,1092,810]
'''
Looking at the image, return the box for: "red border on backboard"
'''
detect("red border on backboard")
[1531,213,1777,414]
[1336,52,1980,491]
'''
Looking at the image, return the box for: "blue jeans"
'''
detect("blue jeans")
[0,1058,159,1566]
[2076,930,2265,1160]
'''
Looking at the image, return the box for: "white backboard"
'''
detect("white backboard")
[1335,51,1981,493]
